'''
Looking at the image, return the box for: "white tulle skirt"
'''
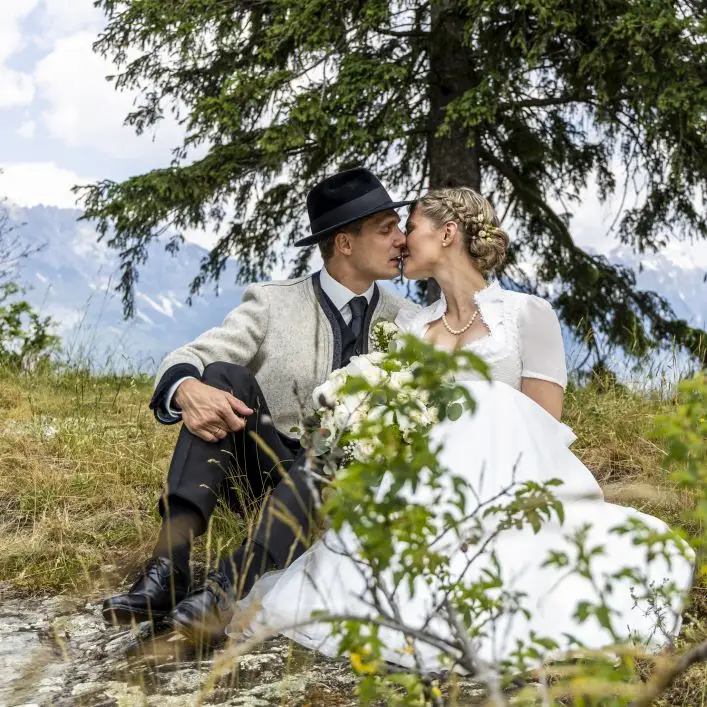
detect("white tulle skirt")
[233,381,694,672]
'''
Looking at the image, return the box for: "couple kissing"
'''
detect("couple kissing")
[103,167,693,671]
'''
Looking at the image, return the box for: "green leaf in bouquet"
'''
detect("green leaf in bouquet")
[370,392,387,407]
[447,402,463,421]
[310,429,331,455]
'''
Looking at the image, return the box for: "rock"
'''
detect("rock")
[156,669,203,696]
[225,696,270,706]
[0,582,488,706]
[71,682,104,699]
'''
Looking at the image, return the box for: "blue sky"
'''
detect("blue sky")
[0,2,187,212]
[1,0,706,267]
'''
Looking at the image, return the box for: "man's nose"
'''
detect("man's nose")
[392,226,406,247]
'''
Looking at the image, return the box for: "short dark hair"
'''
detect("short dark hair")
[318,217,366,262]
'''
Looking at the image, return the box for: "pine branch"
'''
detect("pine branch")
[479,147,581,255]
[482,146,707,364]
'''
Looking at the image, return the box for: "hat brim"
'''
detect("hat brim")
[295,199,414,247]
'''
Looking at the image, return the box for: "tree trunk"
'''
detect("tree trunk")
[425,1,480,303]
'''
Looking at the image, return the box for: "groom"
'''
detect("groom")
[103,167,417,641]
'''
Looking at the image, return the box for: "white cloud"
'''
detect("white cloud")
[0,161,92,209]
[0,2,41,108]
[17,119,36,138]
[0,67,35,108]
[35,0,104,43]
[38,304,83,336]
[34,31,186,160]
[0,2,41,64]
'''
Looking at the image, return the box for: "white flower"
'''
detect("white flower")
[371,321,401,353]
[365,351,387,366]
[351,439,377,463]
[313,379,338,408]
[378,321,399,335]
[345,354,387,386]
[312,365,352,407]
[329,368,348,389]
[306,344,437,466]
[389,370,414,390]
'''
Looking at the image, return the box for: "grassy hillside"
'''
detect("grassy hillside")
[0,365,705,704]
[0,367,246,594]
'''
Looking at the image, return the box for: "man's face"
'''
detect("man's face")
[347,210,406,280]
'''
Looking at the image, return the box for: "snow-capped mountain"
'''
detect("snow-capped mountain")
[10,204,245,372]
[8,205,707,374]
[604,244,706,328]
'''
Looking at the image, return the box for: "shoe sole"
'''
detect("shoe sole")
[102,604,170,626]
[171,614,228,647]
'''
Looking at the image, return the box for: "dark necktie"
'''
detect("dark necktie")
[348,296,368,340]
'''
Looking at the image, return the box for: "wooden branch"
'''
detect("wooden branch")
[444,600,504,704]
[479,147,579,254]
[443,599,480,676]
[376,28,429,39]
[629,639,707,707]
[219,608,464,669]
[500,94,590,111]
[479,144,670,304]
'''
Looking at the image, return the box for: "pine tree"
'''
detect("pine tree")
[80,0,707,365]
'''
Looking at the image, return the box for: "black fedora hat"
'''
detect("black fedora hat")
[295,167,413,247]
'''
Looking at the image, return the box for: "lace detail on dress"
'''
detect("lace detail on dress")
[395,281,525,390]
[470,287,493,346]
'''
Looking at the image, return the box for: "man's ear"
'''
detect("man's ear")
[334,231,353,256]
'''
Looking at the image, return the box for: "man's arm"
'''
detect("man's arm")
[149,284,270,423]
[164,375,197,418]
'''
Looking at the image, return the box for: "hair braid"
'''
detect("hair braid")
[414,187,509,276]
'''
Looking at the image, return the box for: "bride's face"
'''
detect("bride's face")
[401,207,444,280]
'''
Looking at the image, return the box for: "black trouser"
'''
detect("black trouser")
[161,362,301,521]
[156,362,321,590]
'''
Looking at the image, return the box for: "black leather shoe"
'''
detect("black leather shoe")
[102,557,190,625]
[170,569,235,645]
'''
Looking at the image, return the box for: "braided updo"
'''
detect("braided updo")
[414,187,509,277]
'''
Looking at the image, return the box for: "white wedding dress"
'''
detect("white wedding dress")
[234,282,694,672]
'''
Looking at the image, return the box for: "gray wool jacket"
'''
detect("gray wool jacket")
[150,272,417,437]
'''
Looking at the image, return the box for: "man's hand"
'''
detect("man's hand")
[174,378,253,442]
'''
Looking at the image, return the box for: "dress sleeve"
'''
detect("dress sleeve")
[518,296,568,390]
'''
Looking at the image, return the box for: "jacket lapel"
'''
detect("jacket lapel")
[361,284,380,354]
[311,271,344,370]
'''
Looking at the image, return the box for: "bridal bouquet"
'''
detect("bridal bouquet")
[308,322,437,466]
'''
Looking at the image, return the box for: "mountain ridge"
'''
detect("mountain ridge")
[8,204,707,373]
[11,204,245,372]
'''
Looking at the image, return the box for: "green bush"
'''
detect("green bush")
[0,281,58,371]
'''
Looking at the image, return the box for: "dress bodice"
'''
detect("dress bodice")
[394,281,567,391]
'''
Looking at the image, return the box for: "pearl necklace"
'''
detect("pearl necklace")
[442,308,479,336]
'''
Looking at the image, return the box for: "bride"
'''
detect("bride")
[235,188,695,672]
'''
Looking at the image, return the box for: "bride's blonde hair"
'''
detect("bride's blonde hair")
[414,187,509,276]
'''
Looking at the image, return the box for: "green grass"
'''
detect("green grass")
[1,364,705,704]
[0,366,246,594]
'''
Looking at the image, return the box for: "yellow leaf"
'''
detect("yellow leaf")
[351,651,379,674]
